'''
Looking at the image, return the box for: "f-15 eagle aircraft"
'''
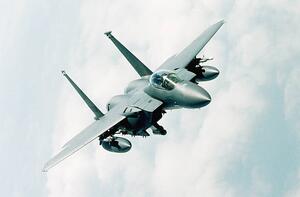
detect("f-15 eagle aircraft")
[43,20,224,172]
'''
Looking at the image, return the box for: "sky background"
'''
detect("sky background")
[1,0,300,196]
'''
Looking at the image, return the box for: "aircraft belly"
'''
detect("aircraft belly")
[126,110,152,130]
[115,92,163,136]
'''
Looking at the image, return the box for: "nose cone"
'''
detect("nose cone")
[211,67,219,78]
[177,82,211,108]
[193,86,211,107]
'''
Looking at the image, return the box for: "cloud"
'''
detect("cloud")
[285,170,300,197]
[45,0,300,197]
[146,74,266,196]
[0,1,85,197]
[283,68,300,133]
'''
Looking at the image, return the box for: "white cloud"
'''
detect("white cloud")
[249,167,272,196]
[45,0,300,197]
[146,76,266,196]
[285,169,300,197]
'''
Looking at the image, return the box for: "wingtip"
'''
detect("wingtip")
[210,20,225,30]
[104,31,112,38]
[42,166,48,173]
[61,70,67,76]
[219,19,226,24]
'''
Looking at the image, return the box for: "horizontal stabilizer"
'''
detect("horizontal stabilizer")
[62,71,104,120]
[105,31,153,77]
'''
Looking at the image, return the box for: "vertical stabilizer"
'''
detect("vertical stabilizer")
[105,31,152,77]
[62,71,104,120]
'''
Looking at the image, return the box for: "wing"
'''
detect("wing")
[158,20,224,71]
[43,107,125,172]
[43,92,162,172]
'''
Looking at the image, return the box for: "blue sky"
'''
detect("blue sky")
[1,0,300,196]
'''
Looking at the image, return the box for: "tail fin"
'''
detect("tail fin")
[61,71,104,120]
[105,31,153,77]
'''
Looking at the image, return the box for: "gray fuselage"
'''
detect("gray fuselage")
[106,70,212,136]
[125,75,211,109]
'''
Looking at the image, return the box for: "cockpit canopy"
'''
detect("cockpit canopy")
[149,70,182,90]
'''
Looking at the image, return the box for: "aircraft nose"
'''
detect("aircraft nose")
[194,86,211,106]
[174,82,212,108]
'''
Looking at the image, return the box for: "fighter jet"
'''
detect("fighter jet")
[43,20,224,172]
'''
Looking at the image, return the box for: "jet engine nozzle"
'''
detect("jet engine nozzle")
[101,137,132,153]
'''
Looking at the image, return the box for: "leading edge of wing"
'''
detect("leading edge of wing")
[158,20,225,71]
[42,111,125,172]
